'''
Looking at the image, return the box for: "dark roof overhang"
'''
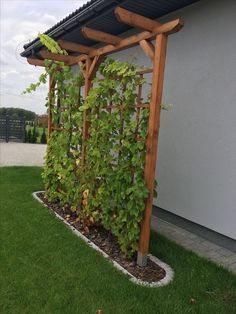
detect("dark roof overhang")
[21,0,199,58]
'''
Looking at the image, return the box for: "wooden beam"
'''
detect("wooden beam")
[74,18,183,64]
[88,55,104,79]
[81,57,92,165]
[81,27,122,45]
[39,50,77,65]
[48,74,56,140]
[137,34,168,267]
[27,58,45,67]
[57,39,93,54]
[115,6,161,31]
[155,18,184,35]
[139,40,154,62]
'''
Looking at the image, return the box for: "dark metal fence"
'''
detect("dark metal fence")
[0,116,25,142]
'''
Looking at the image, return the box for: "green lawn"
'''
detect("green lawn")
[0,167,235,314]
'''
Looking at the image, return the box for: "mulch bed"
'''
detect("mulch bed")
[37,192,166,283]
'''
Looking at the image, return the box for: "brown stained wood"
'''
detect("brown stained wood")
[137,68,153,75]
[135,74,143,139]
[106,104,149,109]
[138,33,168,264]
[27,58,45,67]
[57,39,93,54]
[136,137,145,142]
[88,55,104,80]
[51,127,63,131]
[48,75,56,140]
[115,7,161,31]
[154,18,184,35]
[81,57,92,165]
[51,127,79,131]
[39,50,77,65]
[81,27,122,45]
[139,40,154,62]
[74,19,183,63]
[96,69,153,82]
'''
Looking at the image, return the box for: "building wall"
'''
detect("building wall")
[111,0,236,239]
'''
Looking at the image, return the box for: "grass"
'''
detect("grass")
[0,167,235,314]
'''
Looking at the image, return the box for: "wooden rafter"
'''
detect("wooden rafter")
[27,58,45,67]
[115,7,161,31]
[81,27,122,45]
[39,50,77,65]
[139,40,155,62]
[58,39,93,54]
[75,18,183,63]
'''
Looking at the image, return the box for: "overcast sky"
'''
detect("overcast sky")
[0,0,88,114]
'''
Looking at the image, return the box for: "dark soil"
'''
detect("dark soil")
[37,192,166,283]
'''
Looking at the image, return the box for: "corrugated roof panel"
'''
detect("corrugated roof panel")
[21,0,199,58]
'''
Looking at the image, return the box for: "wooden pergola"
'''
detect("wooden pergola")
[27,7,183,266]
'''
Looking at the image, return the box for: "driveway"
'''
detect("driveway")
[0,142,47,166]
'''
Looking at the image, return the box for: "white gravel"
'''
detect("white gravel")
[0,142,46,166]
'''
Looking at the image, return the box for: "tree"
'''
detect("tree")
[40,128,47,144]
[24,128,28,142]
[0,107,37,121]
[27,129,32,143]
[31,126,37,143]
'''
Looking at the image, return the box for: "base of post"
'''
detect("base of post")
[137,251,148,267]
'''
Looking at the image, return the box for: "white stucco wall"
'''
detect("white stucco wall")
[111,0,236,239]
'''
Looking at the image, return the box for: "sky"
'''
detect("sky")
[0,0,88,114]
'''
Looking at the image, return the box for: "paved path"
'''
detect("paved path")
[151,216,236,274]
[0,142,46,166]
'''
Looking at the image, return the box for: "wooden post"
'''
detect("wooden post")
[47,74,53,140]
[137,34,168,266]
[81,56,92,165]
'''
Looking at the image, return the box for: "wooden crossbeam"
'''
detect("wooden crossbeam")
[27,58,45,67]
[156,19,184,35]
[115,7,161,31]
[39,50,77,65]
[81,27,122,45]
[139,40,154,62]
[75,18,183,64]
[106,104,149,109]
[58,39,93,54]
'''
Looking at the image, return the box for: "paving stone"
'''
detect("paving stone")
[228,262,236,273]
[204,250,222,260]
[151,215,236,274]
[226,254,236,265]
[200,240,222,252]
[216,247,235,258]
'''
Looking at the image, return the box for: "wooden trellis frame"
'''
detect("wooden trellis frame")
[27,6,183,266]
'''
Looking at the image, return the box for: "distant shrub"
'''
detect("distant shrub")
[41,128,47,144]
[31,126,37,143]
[27,129,32,143]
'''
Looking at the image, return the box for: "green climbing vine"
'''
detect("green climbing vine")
[23,34,158,257]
